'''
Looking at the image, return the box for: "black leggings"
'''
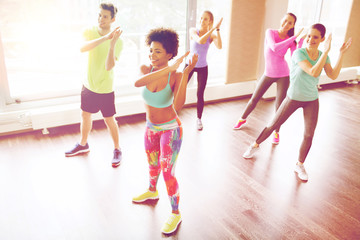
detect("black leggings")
[185,65,208,119]
[242,75,289,132]
[256,97,319,163]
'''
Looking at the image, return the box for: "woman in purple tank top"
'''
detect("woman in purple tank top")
[185,11,223,130]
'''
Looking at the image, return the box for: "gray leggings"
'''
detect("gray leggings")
[256,97,319,163]
[242,75,289,132]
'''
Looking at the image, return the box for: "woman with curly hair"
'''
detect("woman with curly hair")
[132,27,198,234]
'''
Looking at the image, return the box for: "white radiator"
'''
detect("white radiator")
[1,69,358,136]
[263,67,359,99]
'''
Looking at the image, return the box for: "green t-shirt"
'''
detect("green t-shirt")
[83,26,123,93]
[287,48,330,101]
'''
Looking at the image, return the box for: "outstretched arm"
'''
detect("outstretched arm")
[134,52,190,87]
[324,37,352,80]
[105,28,123,71]
[173,54,198,112]
[267,28,303,53]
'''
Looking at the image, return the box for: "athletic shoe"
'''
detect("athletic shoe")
[65,143,89,157]
[197,118,203,131]
[233,119,247,130]
[132,190,159,203]
[112,149,122,168]
[242,145,259,159]
[161,213,182,234]
[272,132,280,145]
[294,163,308,181]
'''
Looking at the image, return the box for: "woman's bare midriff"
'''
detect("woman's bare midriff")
[145,104,177,124]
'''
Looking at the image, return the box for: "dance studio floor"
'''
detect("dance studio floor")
[0,82,359,239]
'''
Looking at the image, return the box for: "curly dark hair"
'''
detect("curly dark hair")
[145,28,179,60]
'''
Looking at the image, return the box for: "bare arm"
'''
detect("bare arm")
[173,54,198,112]
[80,37,108,53]
[324,38,352,80]
[134,52,190,87]
[211,18,223,49]
[105,28,123,71]
[190,18,223,45]
[189,28,214,45]
[298,34,332,78]
[80,27,120,53]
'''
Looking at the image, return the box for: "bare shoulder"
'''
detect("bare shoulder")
[189,28,198,38]
[189,27,197,33]
[211,32,217,42]
[170,71,183,89]
[140,64,151,75]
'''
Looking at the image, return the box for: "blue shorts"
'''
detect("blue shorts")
[80,86,116,118]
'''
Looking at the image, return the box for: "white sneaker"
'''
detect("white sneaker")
[197,118,203,131]
[294,163,308,181]
[243,145,259,159]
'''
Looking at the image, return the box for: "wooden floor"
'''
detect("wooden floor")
[0,83,359,240]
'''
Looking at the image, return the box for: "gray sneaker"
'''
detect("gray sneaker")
[112,149,122,168]
[65,143,90,157]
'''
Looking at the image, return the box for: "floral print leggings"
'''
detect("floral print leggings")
[144,117,183,211]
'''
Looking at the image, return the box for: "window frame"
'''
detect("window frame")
[0,0,231,109]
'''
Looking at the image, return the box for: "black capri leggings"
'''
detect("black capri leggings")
[256,97,319,163]
[185,65,208,119]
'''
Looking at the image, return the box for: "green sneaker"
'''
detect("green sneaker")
[132,190,159,203]
[161,213,182,234]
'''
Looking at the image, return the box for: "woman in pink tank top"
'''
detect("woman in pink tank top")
[233,13,305,145]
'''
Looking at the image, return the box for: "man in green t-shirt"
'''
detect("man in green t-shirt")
[65,3,123,168]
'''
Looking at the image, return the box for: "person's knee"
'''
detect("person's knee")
[162,170,175,182]
[248,97,259,108]
[104,117,119,131]
[104,116,115,124]
[197,97,204,104]
[303,132,314,142]
[81,111,92,122]
[197,90,205,99]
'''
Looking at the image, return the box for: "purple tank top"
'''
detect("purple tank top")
[188,29,211,68]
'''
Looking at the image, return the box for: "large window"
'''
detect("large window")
[194,0,231,85]
[288,0,352,61]
[0,0,230,104]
